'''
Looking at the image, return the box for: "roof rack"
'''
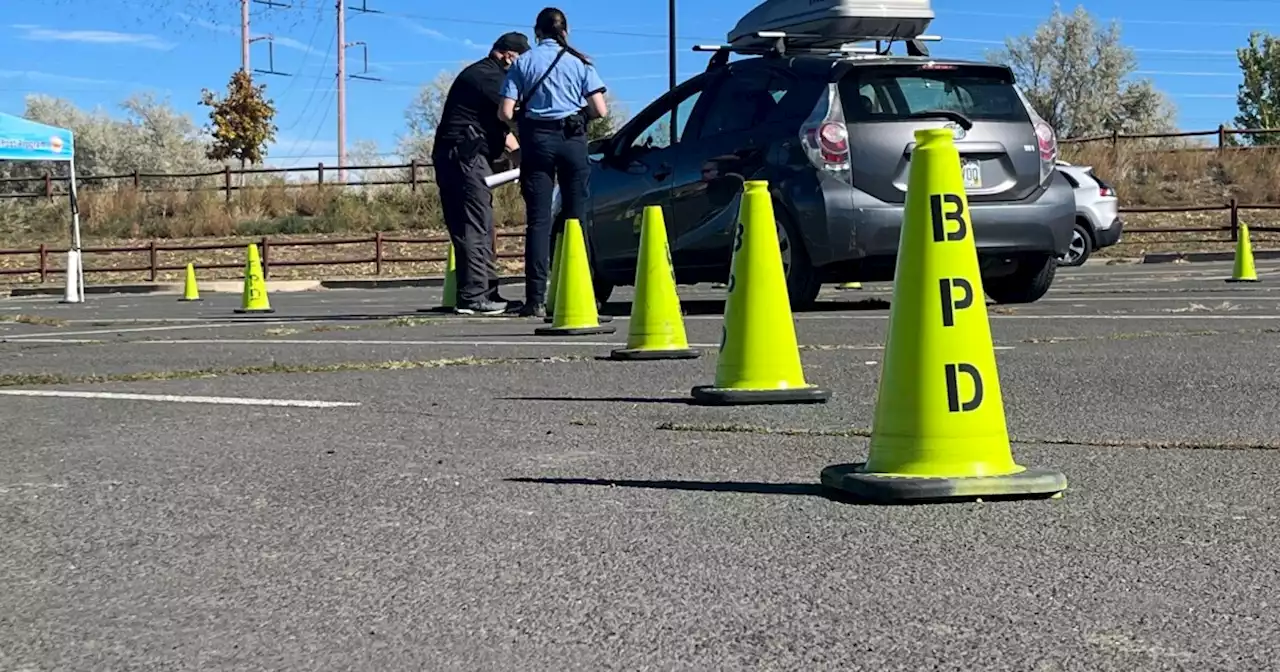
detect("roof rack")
[693,32,941,70]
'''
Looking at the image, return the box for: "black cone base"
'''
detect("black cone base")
[820,463,1068,504]
[535,324,616,336]
[609,347,701,361]
[689,384,830,406]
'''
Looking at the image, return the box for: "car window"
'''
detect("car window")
[760,73,827,124]
[697,70,775,139]
[844,66,1030,123]
[630,90,702,151]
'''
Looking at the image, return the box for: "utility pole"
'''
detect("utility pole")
[241,0,252,73]
[668,0,677,137]
[336,0,347,183]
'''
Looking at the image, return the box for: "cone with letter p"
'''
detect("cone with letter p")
[234,243,274,314]
[535,218,615,336]
[610,204,699,360]
[690,180,828,405]
[821,128,1066,503]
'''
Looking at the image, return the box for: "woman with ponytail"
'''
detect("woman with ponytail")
[499,6,609,318]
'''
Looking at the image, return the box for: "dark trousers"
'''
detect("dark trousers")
[433,143,498,306]
[517,119,590,306]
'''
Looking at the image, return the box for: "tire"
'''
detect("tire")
[775,206,822,310]
[985,254,1057,305]
[1057,221,1093,267]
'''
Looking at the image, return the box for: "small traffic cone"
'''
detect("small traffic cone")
[837,281,862,290]
[421,242,459,313]
[1227,221,1259,283]
[234,243,274,314]
[542,231,564,323]
[535,218,615,336]
[610,205,699,361]
[821,128,1067,504]
[690,180,828,405]
[179,262,202,301]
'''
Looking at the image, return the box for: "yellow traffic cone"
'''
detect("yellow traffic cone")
[821,128,1067,503]
[542,231,564,323]
[610,205,699,361]
[421,242,459,313]
[837,281,862,290]
[690,180,828,405]
[234,243,274,314]
[179,262,201,302]
[535,218,615,336]
[1227,221,1259,283]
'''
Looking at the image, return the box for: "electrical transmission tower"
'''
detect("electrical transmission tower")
[241,0,293,77]
[337,0,383,183]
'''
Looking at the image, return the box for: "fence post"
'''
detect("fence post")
[1229,198,1239,242]
[260,236,270,278]
[38,243,47,283]
[132,170,140,190]
[223,166,232,203]
[148,240,158,281]
[375,232,384,275]
[1217,124,1227,149]
[409,160,418,193]
[44,172,52,202]
[317,162,325,186]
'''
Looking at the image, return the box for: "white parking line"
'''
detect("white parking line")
[1,321,297,339]
[0,389,360,408]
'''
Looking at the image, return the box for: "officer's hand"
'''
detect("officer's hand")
[505,133,520,154]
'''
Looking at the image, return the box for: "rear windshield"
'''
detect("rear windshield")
[840,65,1030,123]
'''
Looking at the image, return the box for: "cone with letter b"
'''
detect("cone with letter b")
[535,218,615,336]
[690,180,828,405]
[610,205,699,360]
[1227,221,1259,283]
[821,128,1066,503]
[234,243,274,314]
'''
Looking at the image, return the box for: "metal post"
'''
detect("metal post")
[336,0,347,183]
[667,0,677,139]
[241,0,251,72]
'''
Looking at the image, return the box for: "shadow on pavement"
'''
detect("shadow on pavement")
[504,476,841,499]
[498,395,694,405]
[601,298,890,317]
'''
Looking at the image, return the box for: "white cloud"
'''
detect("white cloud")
[12,24,174,50]
[0,69,124,87]
[396,18,486,51]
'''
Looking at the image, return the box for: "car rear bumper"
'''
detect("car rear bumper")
[1094,217,1123,248]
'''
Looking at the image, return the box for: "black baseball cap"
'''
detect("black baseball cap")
[493,32,531,54]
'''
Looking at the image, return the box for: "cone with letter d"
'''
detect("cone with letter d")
[234,243,274,314]
[535,218,615,336]
[690,180,828,405]
[821,128,1066,503]
[610,204,699,360]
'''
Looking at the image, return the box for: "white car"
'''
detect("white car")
[1054,161,1123,266]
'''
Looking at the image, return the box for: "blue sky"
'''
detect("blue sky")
[2,0,1275,169]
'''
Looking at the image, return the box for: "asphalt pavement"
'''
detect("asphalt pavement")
[3,260,1280,671]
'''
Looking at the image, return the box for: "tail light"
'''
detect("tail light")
[1090,171,1117,198]
[1013,85,1058,185]
[800,84,851,183]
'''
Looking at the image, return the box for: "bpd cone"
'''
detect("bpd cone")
[234,243,274,314]
[610,205,699,360]
[690,180,828,405]
[821,128,1066,503]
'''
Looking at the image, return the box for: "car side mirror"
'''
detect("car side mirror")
[705,174,745,208]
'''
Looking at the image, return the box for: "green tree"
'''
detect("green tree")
[199,70,278,168]
[1234,31,1280,145]
[985,3,1177,139]
[588,93,630,141]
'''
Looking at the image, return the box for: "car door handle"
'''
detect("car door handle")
[653,163,672,181]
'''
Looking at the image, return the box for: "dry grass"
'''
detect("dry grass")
[1058,142,1280,256]
[4,144,1280,286]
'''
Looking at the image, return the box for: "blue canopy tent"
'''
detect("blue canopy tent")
[0,112,84,302]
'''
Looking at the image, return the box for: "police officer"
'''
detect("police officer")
[498,7,609,318]
[432,31,531,316]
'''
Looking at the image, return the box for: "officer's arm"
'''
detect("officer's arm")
[498,66,521,123]
[582,65,608,120]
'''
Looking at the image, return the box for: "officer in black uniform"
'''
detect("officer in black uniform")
[432,32,531,315]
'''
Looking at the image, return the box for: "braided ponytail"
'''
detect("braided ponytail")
[535,7,591,65]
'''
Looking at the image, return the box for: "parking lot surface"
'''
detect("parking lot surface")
[3,260,1280,671]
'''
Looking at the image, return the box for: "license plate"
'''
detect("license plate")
[962,160,982,188]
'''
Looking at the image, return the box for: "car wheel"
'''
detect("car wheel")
[984,254,1057,304]
[775,207,822,310]
[1057,222,1093,267]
